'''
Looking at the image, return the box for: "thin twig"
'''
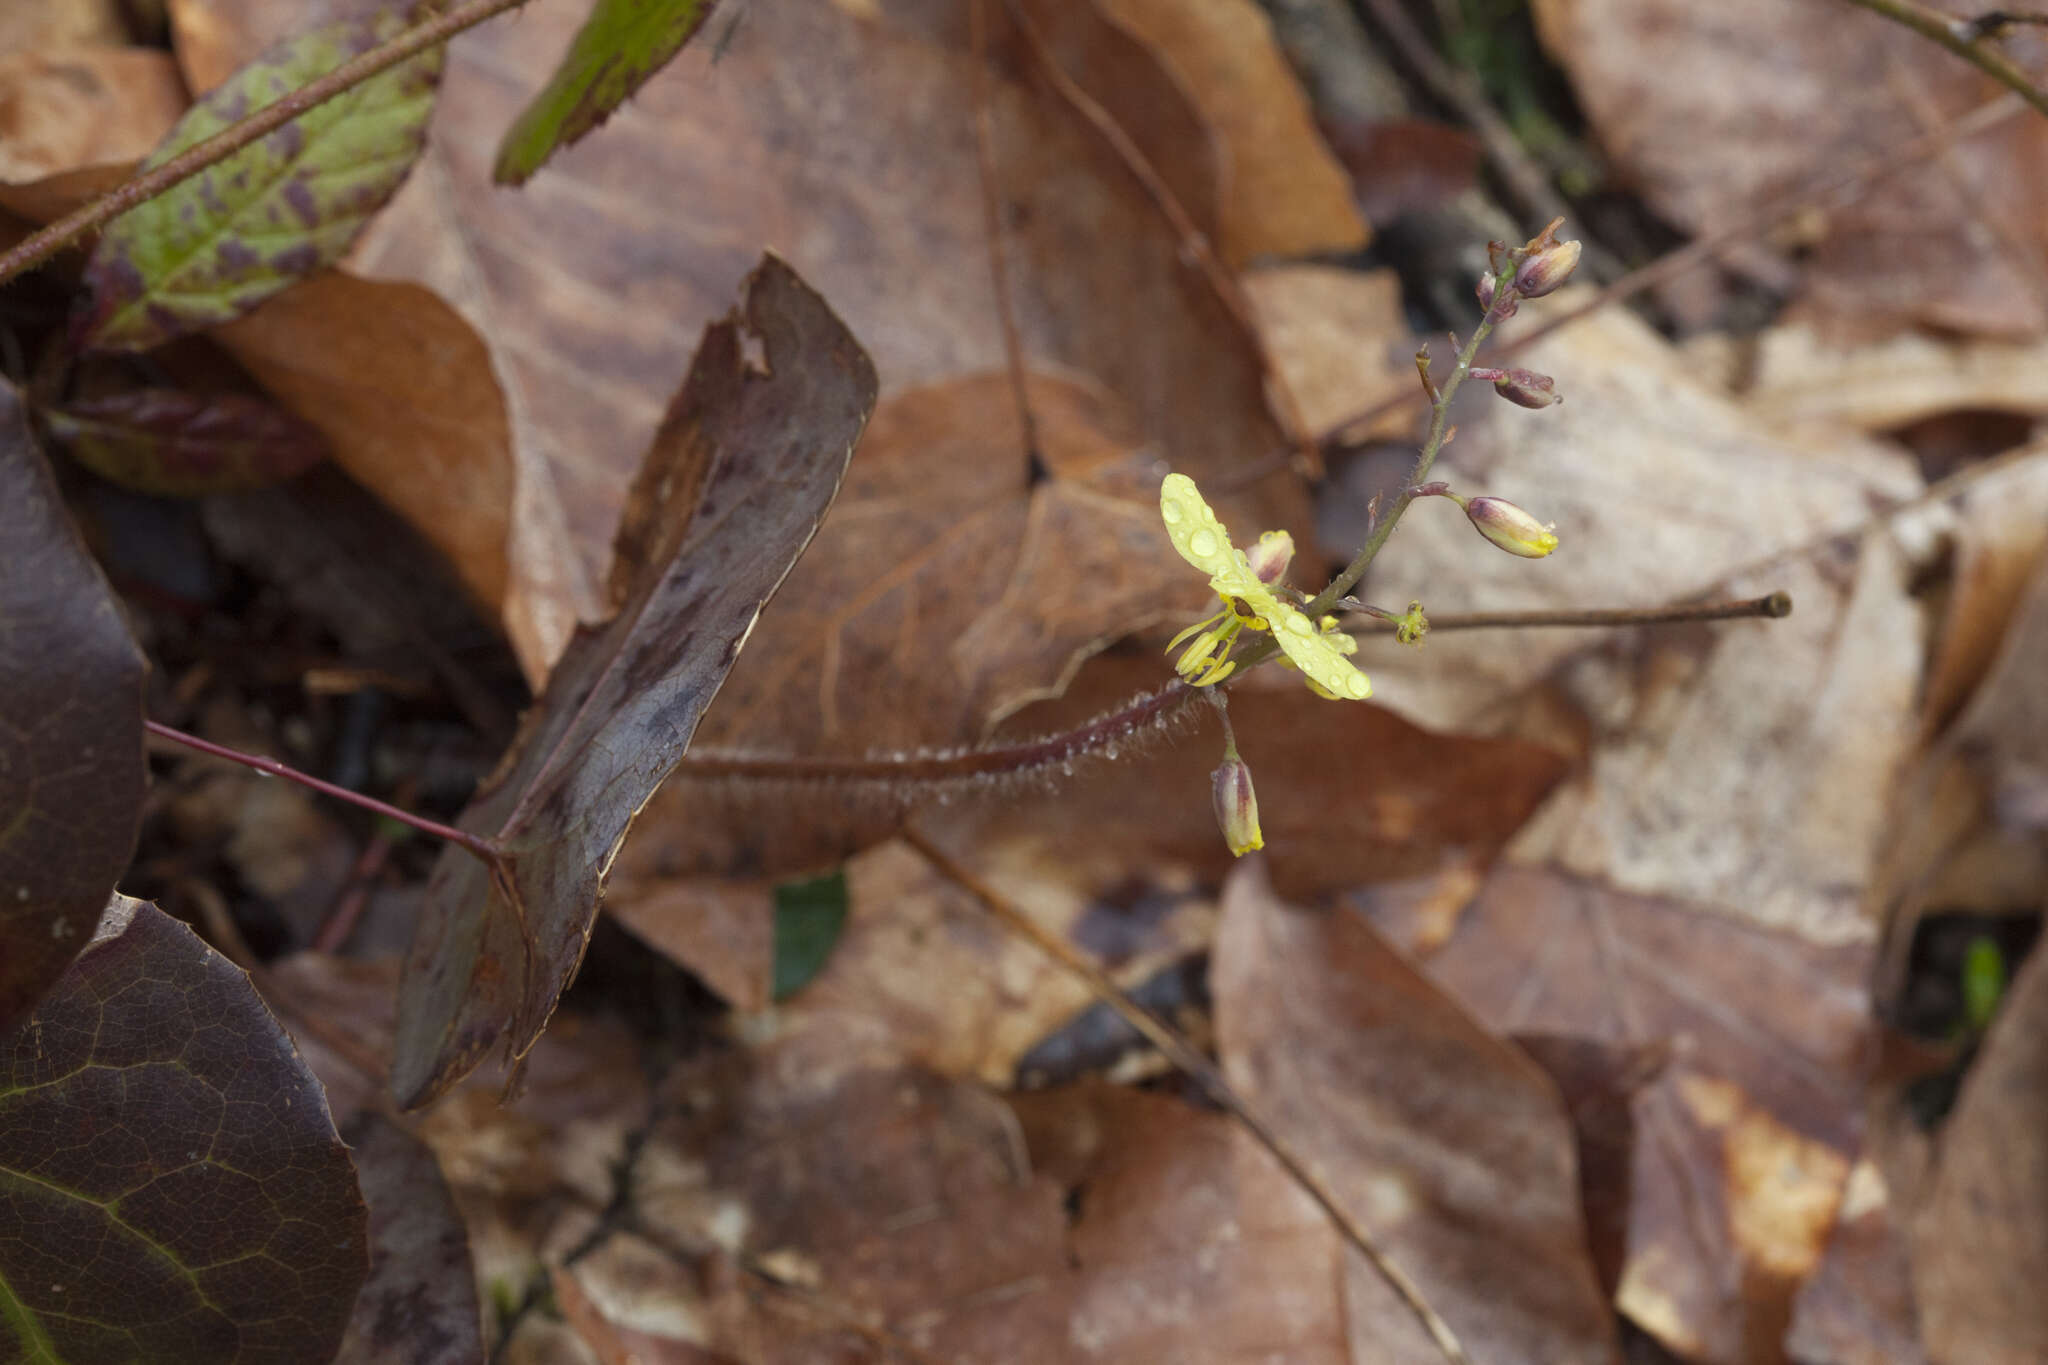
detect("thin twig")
[1000,0,1322,478]
[970,0,1044,472]
[145,718,500,863]
[1842,0,2048,120]
[902,828,1472,1365]
[1953,9,2048,40]
[0,0,533,287]
[1315,93,2029,451]
[1345,591,1793,632]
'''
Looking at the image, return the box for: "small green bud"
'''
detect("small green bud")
[1212,755,1264,857]
[1464,495,1558,558]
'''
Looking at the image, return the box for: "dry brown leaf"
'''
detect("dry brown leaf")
[1531,0,2048,338]
[1874,547,2048,995]
[1907,927,2048,1364]
[1213,860,1620,1364]
[214,272,519,624]
[0,0,129,53]
[1917,448,2048,733]
[0,48,187,184]
[1745,324,2048,433]
[1093,0,1367,263]
[1242,264,1412,440]
[1369,863,1875,1364]
[1011,1083,1353,1363]
[1784,1159,1928,1365]
[177,0,1307,673]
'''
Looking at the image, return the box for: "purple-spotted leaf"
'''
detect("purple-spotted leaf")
[75,8,442,353]
[333,1115,480,1365]
[494,0,718,186]
[40,387,329,495]
[391,255,877,1108]
[0,381,147,1035]
[0,896,367,1364]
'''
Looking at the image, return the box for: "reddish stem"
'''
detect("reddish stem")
[144,718,499,864]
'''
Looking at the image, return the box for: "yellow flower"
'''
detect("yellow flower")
[1159,473,1372,700]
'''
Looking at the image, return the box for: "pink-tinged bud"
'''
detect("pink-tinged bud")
[1512,237,1581,299]
[1491,368,1560,409]
[1245,529,1294,586]
[1464,496,1559,558]
[1212,756,1264,857]
[1476,273,1497,311]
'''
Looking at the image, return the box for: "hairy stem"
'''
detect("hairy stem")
[145,718,500,863]
[0,0,533,288]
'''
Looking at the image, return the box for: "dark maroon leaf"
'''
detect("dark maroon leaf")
[0,896,367,1364]
[333,1115,480,1365]
[0,380,147,1034]
[40,387,329,495]
[391,255,878,1108]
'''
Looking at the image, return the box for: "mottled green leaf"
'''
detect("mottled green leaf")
[392,256,877,1108]
[77,9,443,352]
[493,0,716,185]
[0,381,147,1036]
[41,387,329,495]
[0,896,367,1364]
[771,869,848,1001]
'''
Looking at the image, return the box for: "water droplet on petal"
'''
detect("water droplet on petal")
[1188,529,1218,556]
[1162,502,1183,524]
[1346,675,1370,698]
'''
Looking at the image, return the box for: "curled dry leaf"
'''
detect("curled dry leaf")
[391,256,878,1109]
[1212,859,1620,1365]
[1092,0,1367,264]
[1368,864,1875,1364]
[0,897,367,1364]
[39,386,329,495]
[0,383,147,1033]
[333,1114,482,1365]
[76,8,444,352]
[1531,0,2048,338]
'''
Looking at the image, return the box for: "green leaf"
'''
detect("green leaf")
[390,255,877,1108]
[76,9,443,353]
[1963,934,2008,1035]
[493,0,716,185]
[0,896,367,1364]
[771,870,848,1001]
[0,381,147,1036]
[40,387,329,495]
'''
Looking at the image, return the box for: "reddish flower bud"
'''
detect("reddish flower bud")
[1245,529,1294,586]
[1491,368,1560,409]
[1512,237,1582,299]
[1464,495,1559,558]
[1212,756,1264,857]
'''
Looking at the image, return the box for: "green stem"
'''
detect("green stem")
[1306,300,1506,617]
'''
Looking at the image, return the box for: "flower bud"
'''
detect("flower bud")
[1490,368,1560,409]
[1512,237,1582,299]
[1245,529,1294,586]
[1212,755,1264,857]
[1464,495,1558,558]
[1476,273,1497,311]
